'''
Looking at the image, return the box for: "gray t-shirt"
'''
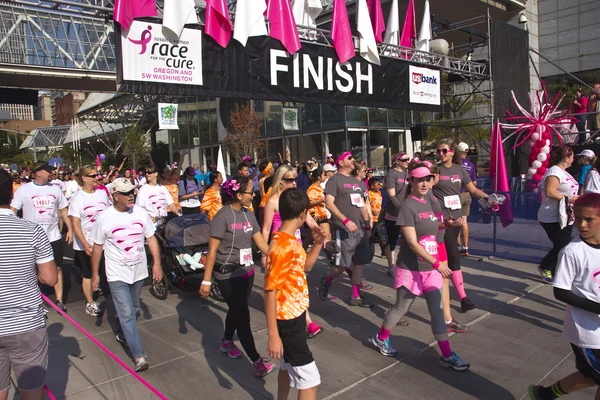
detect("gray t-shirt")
[432,163,471,220]
[210,206,260,280]
[427,191,445,244]
[325,173,368,228]
[384,168,409,220]
[396,196,440,271]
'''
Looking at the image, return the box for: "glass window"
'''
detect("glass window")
[389,130,406,157]
[326,130,347,159]
[302,133,322,162]
[321,104,345,130]
[203,147,214,170]
[346,106,368,127]
[265,101,283,137]
[348,130,366,162]
[388,109,406,127]
[284,135,301,164]
[369,108,387,127]
[369,130,388,169]
[266,138,283,163]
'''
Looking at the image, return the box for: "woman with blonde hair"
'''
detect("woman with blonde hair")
[68,165,110,316]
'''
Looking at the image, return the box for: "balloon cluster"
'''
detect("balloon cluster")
[526,125,551,181]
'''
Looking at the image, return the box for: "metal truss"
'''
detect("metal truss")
[0,0,115,71]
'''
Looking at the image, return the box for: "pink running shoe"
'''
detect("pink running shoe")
[307,322,323,339]
[253,357,276,377]
[219,339,242,359]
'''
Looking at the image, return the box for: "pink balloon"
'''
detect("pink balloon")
[533,173,544,181]
[537,167,547,175]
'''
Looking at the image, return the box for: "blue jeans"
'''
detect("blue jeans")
[109,280,145,359]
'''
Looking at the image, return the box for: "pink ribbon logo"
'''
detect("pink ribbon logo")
[111,221,145,254]
[128,25,152,54]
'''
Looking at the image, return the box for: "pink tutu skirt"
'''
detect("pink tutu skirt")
[394,267,443,296]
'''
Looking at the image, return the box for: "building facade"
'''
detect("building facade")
[0,103,34,120]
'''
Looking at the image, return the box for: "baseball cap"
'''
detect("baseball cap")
[576,149,596,158]
[242,155,253,162]
[409,166,435,179]
[323,164,337,173]
[457,142,469,153]
[111,177,136,194]
[32,162,56,173]
[185,166,196,176]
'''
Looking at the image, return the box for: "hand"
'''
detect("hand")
[568,195,579,204]
[152,264,163,282]
[83,241,93,257]
[261,254,267,269]
[310,225,326,246]
[91,274,100,291]
[345,220,358,232]
[445,217,464,228]
[437,263,452,278]
[199,282,211,298]
[65,231,73,245]
[267,335,284,360]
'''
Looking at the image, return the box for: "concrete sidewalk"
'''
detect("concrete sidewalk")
[32,254,595,399]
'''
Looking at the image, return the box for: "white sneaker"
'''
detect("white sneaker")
[85,301,101,317]
[135,356,149,372]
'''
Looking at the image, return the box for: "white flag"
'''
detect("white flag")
[416,0,431,52]
[233,0,267,46]
[357,0,380,65]
[163,0,197,37]
[217,146,227,179]
[383,0,399,46]
[292,0,322,28]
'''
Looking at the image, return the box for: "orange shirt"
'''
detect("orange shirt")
[265,231,309,320]
[307,183,328,221]
[259,177,268,197]
[368,190,382,223]
[164,183,180,210]
[200,187,222,221]
[259,187,272,208]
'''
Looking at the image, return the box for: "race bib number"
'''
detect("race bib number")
[444,195,461,210]
[33,195,56,224]
[418,235,438,257]
[240,248,253,267]
[350,193,364,208]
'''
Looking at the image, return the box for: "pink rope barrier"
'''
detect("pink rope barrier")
[44,385,57,400]
[41,294,169,399]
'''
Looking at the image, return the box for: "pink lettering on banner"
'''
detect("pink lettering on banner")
[111,221,145,254]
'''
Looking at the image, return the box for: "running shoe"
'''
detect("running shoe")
[85,301,102,317]
[318,276,331,301]
[460,297,477,312]
[115,333,129,347]
[371,334,397,357]
[55,300,67,314]
[396,319,409,327]
[459,247,469,257]
[253,357,276,377]
[349,296,374,308]
[219,339,242,359]
[439,352,470,371]
[537,267,553,284]
[527,385,544,400]
[360,278,373,291]
[307,322,323,339]
[381,255,387,260]
[446,319,468,333]
[134,356,149,372]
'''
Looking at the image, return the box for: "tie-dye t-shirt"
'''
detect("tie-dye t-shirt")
[307,182,328,221]
[368,190,382,223]
[68,189,110,251]
[90,205,155,284]
[265,231,309,320]
[200,187,223,221]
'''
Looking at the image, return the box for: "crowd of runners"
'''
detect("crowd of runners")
[3,139,600,399]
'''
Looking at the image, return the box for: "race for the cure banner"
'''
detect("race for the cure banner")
[116,23,441,111]
[121,21,203,86]
[408,65,441,106]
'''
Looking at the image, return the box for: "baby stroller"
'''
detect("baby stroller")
[150,214,213,300]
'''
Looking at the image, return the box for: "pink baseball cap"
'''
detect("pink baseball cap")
[409,166,434,179]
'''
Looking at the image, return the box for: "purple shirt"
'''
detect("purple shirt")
[461,159,477,191]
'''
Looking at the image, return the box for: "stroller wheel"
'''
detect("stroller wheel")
[150,274,169,300]
[210,283,224,302]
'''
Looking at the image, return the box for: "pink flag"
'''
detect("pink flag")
[266,0,301,54]
[113,0,158,30]
[205,0,232,48]
[331,0,355,63]
[367,0,385,44]
[96,155,101,169]
[490,119,514,227]
[399,0,415,49]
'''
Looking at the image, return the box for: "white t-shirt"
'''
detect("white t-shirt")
[65,179,81,200]
[68,189,110,251]
[178,178,201,208]
[584,169,600,195]
[10,182,68,242]
[139,176,147,186]
[136,184,174,218]
[50,179,63,189]
[538,166,579,223]
[90,205,155,284]
[554,236,600,347]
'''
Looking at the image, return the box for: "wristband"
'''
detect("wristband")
[201,281,212,286]
[364,226,371,231]
[343,218,350,225]
[432,259,440,270]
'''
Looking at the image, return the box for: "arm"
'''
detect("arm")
[37,260,58,286]
[554,287,600,314]
[9,206,18,214]
[199,237,222,297]
[180,191,200,201]
[544,176,579,203]
[464,181,488,200]
[265,289,283,360]
[60,207,73,245]
[387,187,403,209]
[362,197,372,228]
[146,235,162,281]
[252,232,270,255]
[325,194,358,232]
[305,226,326,271]
[71,216,92,256]
[91,243,103,291]
[262,198,276,242]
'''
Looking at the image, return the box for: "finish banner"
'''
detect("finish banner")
[116,22,441,111]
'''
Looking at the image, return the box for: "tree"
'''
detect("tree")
[224,102,265,162]
[122,124,150,170]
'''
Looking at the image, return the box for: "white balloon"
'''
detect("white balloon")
[541,146,550,154]
[531,132,540,141]
[532,160,542,169]
[528,167,538,177]
[537,153,547,162]
[545,139,550,146]
[536,125,544,135]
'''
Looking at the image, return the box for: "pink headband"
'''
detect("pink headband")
[395,152,408,161]
[336,151,352,167]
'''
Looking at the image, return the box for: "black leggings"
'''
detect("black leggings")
[444,226,462,271]
[216,274,260,362]
[540,222,573,275]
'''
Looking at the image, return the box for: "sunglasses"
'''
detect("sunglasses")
[116,190,135,196]
[346,156,354,160]
[85,174,97,178]
[436,148,454,155]
[282,177,297,183]
[397,158,410,162]
[146,170,156,174]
